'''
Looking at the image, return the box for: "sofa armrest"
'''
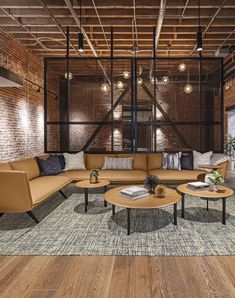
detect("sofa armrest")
[0,170,33,213]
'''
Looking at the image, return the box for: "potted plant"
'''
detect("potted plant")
[90,168,99,184]
[208,170,225,192]
[224,134,235,170]
[144,175,159,194]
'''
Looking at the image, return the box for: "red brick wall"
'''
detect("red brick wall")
[0,29,44,162]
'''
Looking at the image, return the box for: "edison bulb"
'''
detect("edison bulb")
[101,83,109,94]
[64,72,73,80]
[184,84,193,94]
[162,76,169,84]
[178,63,186,72]
[116,81,124,89]
[123,71,130,79]
[151,77,158,84]
[137,77,143,85]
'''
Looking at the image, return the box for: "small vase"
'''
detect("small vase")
[210,184,218,192]
[90,175,98,184]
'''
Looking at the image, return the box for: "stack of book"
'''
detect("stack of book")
[187,182,210,191]
[120,186,149,200]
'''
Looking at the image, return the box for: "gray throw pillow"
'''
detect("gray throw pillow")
[162,152,182,170]
[37,155,62,176]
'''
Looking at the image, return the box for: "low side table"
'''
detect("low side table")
[177,184,234,225]
[75,180,110,212]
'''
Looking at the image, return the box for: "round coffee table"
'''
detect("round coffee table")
[75,180,110,212]
[177,184,234,225]
[104,185,182,235]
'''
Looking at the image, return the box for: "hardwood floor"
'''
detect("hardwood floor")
[0,256,235,297]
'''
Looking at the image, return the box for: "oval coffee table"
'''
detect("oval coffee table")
[75,180,110,212]
[177,184,234,225]
[104,185,181,235]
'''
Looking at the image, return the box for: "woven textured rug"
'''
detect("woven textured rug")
[0,186,235,256]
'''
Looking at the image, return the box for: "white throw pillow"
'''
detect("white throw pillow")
[102,157,133,170]
[193,150,213,171]
[211,153,229,165]
[63,151,86,171]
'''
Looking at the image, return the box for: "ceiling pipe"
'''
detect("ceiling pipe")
[150,0,167,78]
[64,0,110,83]
[0,7,47,50]
[191,0,227,54]
[91,0,110,50]
[40,0,79,55]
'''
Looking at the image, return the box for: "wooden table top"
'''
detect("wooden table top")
[104,185,181,209]
[75,179,110,189]
[198,165,223,170]
[177,183,234,199]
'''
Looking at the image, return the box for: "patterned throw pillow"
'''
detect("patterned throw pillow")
[162,152,182,170]
[102,157,133,170]
[37,155,62,176]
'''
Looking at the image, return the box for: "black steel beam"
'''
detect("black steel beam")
[141,83,192,149]
[82,87,130,150]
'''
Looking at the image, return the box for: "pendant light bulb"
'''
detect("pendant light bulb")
[123,71,130,79]
[162,76,169,84]
[101,83,109,94]
[150,77,158,84]
[64,72,73,80]
[196,29,203,51]
[178,63,186,72]
[116,81,124,89]
[184,84,193,94]
[137,77,143,85]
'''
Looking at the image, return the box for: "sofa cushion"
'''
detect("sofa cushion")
[10,158,40,180]
[103,157,133,170]
[149,169,207,183]
[37,155,62,176]
[162,152,182,170]
[30,176,71,205]
[116,154,147,170]
[0,162,12,171]
[64,152,86,170]
[181,153,194,170]
[193,150,213,171]
[111,170,146,182]
[147,153,162,171]
[86,154,116,169]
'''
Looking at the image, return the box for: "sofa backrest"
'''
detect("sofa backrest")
[147,153,162,170]
[0,162,12,171]
[116,154,147,171]
[85,154,116,170]
[10,158,40,180]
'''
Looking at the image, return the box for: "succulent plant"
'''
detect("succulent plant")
[144,175,160,193]
[90,168,99,177]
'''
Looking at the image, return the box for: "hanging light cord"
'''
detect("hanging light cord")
[80,0,82,31]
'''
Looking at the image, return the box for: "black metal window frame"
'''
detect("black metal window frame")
[44,55,224,154]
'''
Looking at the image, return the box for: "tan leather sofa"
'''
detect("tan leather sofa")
[0,158,72,223]
[0,153,228,223]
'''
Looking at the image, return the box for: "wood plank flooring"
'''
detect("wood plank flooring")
[0,256,235,298]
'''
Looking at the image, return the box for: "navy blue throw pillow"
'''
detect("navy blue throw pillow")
[37,155,62,176]
[181,153,194,170]
[50,154,65,170]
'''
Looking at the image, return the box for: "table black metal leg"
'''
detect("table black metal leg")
[181,194,185,218]
[84,188,88,213]
[112,204,115,216]
[127,208,131,235]
[222,198,226,225]
[104,186,107,207]
[206,199,209,211]
[174,203,177,225]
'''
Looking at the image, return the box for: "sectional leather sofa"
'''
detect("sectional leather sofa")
[0,153,228,223]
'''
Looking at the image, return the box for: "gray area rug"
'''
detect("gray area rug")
[0,185,235,256]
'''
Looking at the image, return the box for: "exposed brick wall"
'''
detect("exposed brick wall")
[224,77,235,139]
[0,29,44,162]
